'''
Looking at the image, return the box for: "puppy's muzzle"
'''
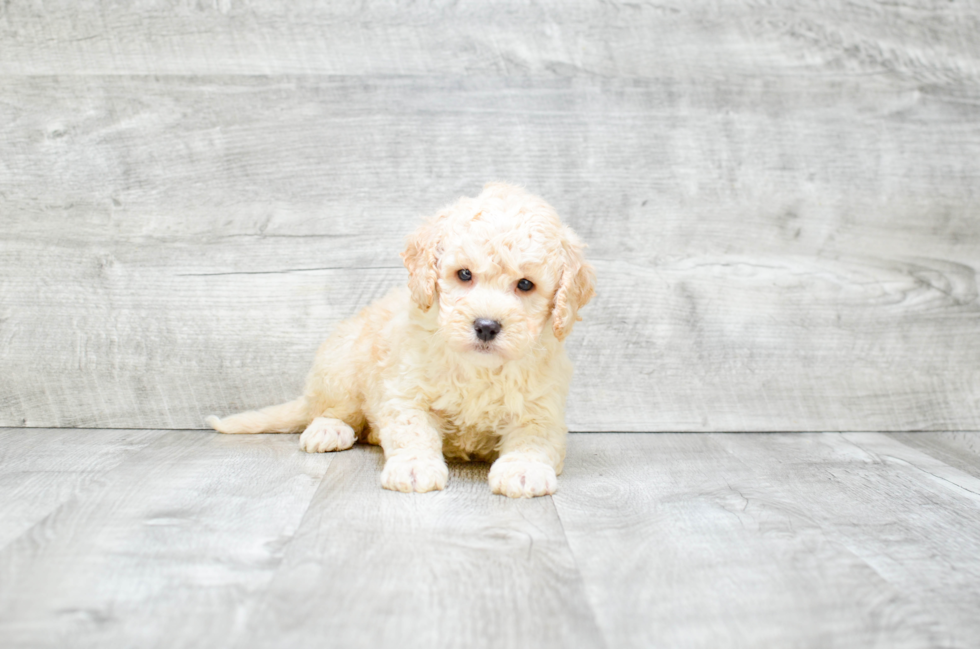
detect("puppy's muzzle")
[473,318,502,342]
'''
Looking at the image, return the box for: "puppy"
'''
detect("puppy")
[207,183,595,497]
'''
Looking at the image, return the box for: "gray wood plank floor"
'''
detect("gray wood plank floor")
[2,430,979,648]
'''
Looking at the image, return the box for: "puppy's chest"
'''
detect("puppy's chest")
[429,397,507,462]
[426,371,524,436]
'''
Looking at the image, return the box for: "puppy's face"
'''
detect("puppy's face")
[435,230,559,365]
[402,184,595,367]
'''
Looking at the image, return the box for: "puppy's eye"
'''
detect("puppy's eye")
[457,269,472,282]
[517,278,534,292]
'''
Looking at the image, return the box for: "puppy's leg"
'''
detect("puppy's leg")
[377,405,448,493]
[298,327,369,454]
[489,424,566,498]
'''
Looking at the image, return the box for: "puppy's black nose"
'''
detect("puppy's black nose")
[474,318,502,342]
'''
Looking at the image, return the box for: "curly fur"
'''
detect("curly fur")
[207,183,595,498]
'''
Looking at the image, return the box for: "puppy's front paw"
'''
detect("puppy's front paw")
[381,454,448,493]
[489,459,557,498]
[300,418,356,453]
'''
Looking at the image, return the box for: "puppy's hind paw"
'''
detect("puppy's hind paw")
[300,418,356,453]
[381,454,448,493]
[489,459,557,498]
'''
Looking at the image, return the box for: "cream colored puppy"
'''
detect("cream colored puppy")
[207,183,595,498]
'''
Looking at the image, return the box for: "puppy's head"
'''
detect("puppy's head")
[401,183,595,365]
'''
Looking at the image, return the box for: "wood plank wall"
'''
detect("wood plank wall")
[1,1,978,431]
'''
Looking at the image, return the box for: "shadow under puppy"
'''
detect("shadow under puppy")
[208,183,595,497]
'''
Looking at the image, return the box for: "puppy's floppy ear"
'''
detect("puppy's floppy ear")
[551,225,596,341]
[400,214,444,312]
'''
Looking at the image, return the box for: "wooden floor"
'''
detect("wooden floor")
[1,431,979,648]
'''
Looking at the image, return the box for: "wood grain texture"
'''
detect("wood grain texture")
[3,430,980,648]
[0,429,330,649]
[0,428,156,549]
[238,444,604,649]
[2,2,980,431]
[716,432,980,647]
[886,432,980,479]
[554,432,980,648]
[2,1,979,78]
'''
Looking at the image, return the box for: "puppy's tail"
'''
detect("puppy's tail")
[206,397,310,434]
